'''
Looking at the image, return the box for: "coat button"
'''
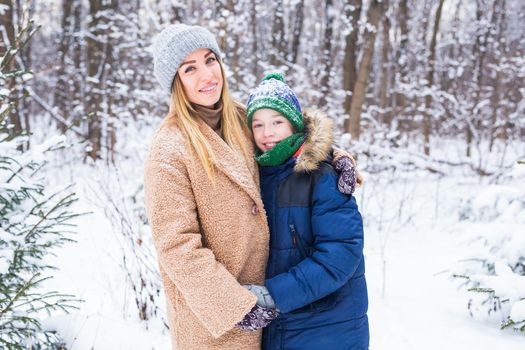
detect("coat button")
[251,204,259,215]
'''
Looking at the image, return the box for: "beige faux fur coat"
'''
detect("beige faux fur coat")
[144,111,270,350]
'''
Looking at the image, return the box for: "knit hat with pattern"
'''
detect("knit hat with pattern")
[246,73,304,133]
[247,73,305,167]
[152,24,222,93]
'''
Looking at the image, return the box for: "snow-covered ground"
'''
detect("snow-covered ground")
[40,179,168,349]
[363,176,525,349]
[38,144,524,349]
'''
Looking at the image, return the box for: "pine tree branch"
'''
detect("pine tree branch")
[0,273,41,317]
[23,193,77,242]
[0,20,40,72]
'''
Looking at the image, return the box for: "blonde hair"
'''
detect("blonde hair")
[169,61,251,181]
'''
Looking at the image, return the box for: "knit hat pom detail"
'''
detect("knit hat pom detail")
[262,72,285,83]
[246,71,303,132]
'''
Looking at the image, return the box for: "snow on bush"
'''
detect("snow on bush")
[0,125,80,348]
[86,161,165,325]
[83,110,166,325]
[453,162,525,333]
[1,21,80,349]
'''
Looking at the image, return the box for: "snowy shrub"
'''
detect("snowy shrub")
[453,163,525,333]
[0,22,80,349]
[89,167,164,324]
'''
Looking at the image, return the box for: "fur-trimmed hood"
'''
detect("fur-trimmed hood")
[294,108,334,173]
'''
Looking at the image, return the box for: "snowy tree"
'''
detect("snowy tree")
[453,162,525,333]
[0,21,80,349]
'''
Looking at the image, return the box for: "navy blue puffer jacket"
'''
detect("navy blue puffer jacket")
[260,109,369,350]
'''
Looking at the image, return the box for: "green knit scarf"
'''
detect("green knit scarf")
[255,133,305,166]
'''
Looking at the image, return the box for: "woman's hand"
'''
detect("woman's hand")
[235,305,279,332]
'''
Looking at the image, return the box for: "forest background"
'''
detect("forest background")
[1,0,524,349]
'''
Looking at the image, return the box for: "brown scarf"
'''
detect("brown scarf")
[192,100,224,138]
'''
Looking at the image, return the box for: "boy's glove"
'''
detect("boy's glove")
[243,284,277,309]
[334,155,357,195]
[236,305,279,332]
[332,147,363,192]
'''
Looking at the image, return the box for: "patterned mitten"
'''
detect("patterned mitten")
[236,305,279,332]
[334,155,357,195]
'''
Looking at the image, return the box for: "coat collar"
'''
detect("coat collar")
[197,118,262,206]
[294,108,334,173]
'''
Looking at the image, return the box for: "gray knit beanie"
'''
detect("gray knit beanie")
[152,24,222,93]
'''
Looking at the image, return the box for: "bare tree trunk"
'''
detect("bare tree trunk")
[0,0,22,137]
[270,0,286,67]
[398,0,409,55]
[488,70,501,152]
[214,1,228,60]
[0,0,14,57]
[250,0,260,78]
[105,0,117,165]
[466,0,494,157]
[347,0,385,140]
[289,0,304,65]
[489,0,506,152]
[394,0,409,117]
[466,2,481,158]
[54,0,74,133]
[72,1,83,113]
[229,5,241,85]
[423,0,445,156]
[379,8,391,125]
[215,0,241,83]
[343,0,362,132]
[86,0,111,161]
[16,0,34,149]
[408,0,433,140]
[318,0,335,108]
[440,1,461,128]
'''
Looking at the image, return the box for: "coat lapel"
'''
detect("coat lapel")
[198,120,262,206]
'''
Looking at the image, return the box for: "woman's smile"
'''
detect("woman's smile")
[199,82,219,94]
[178,48,223,107]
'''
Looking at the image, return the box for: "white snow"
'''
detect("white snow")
[362,170,525,348]
[42,313,170,350]
[510,300,525,323]
[0,4,8,16]
[7,117,521,349]
[0,228,14,274]
[33,151,523,349]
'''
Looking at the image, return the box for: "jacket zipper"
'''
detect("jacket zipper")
[290,224,298,246]
[289,224,308,258]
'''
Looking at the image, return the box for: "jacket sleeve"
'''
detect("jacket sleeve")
[144,154,256,338]
[265,171,364,313]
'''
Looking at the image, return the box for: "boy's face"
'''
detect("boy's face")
[252,108,294,152]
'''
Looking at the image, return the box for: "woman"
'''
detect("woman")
[144,24,360,350]
[144,24,271,350]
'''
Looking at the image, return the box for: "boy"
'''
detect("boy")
[244,73,369,350]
